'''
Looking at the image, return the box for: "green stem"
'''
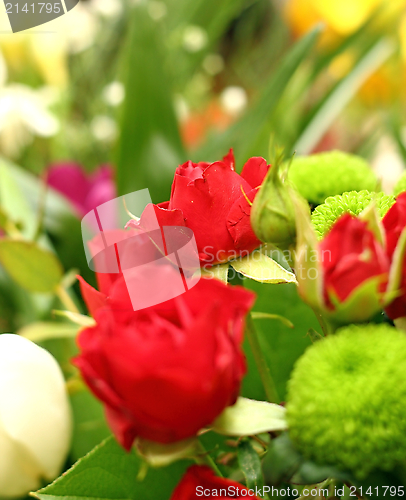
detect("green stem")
[246,314,280,403]
[56,285,80,315]
[311,307,336,336]
[196,441,223,477]
[311,307,329,336]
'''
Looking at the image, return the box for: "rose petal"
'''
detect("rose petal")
[240,156,270,188]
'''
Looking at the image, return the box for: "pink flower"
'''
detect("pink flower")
[47,163,116,217]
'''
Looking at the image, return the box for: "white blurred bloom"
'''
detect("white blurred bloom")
[0,84,59,157]
[91,115,118,142]
[0,334,72,498]
[220,86,248,116]
[0,3,98,87]
[148,1,167,21]
[102,81,125,107]
[90,0,123,18]
[371,135,404,194]
[174,95,190,123]
[183,25,208,53]
[202,54,225,76]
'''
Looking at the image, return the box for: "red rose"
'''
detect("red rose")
[74,272,255,450]
[170,465,261,500]
[318,214,389,320]
[383,192,406,319]
[320,214,389,306]
[127,150,270,265]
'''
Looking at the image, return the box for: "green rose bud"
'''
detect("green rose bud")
[251,162,302,248]
[286,324,406,479]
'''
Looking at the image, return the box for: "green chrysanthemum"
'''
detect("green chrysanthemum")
[393,171,406,197]
[287,151,377,205]
[286,324,406,480]
[312,190,395,239]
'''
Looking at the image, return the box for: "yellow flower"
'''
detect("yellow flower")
[0,3,97,87]
[283,0,406,104]
[283,0,405,39]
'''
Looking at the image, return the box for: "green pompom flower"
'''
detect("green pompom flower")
[312,190,395,239]
[393,171,406,197]
[287,151,377,205]
[286,324,406,479]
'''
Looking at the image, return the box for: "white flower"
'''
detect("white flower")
[183,25,208,53]
[0,4,98,87]
[0,84,59,157]
[90,115,118,142]
[220,86,248,116]
[0,334,72,498]
[102,81,125,107]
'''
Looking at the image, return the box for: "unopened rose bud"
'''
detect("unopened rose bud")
[0,334,72,498]
[294,199,390,326]
[251,162,299,248]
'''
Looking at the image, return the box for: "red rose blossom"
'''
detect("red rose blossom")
[74,272,255,450]
[127,150,270,265]
[383,192,406,319]
[320,213,389,310]
[170,465,261,500]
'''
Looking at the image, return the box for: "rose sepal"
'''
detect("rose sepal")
[386,225,406,299]
[211,397,287,436]
[293,192,324,310]
[359,200,386,246]
[134,437,200,468]
[324,274,387,326]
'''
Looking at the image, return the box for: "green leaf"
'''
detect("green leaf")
[33,436,193,500]
[197,25,321,164]
[0,158,37,239]
[116,4,185,202]
[0,239,63,293]
[294,38,395,155]
[18,321,79,343]
[0,206,9,230]
[263,434,352,487]
[201,263,229,283]
[251,312,294,329]
[262,433,303,486]
[230,250,297,284]
[0,159,95,288]
[291,461,350,486]
[242,282,317,401]
[212,397,287,436]
[69,388,111,462]
[238,439,265,492]
[165,0,249,86]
